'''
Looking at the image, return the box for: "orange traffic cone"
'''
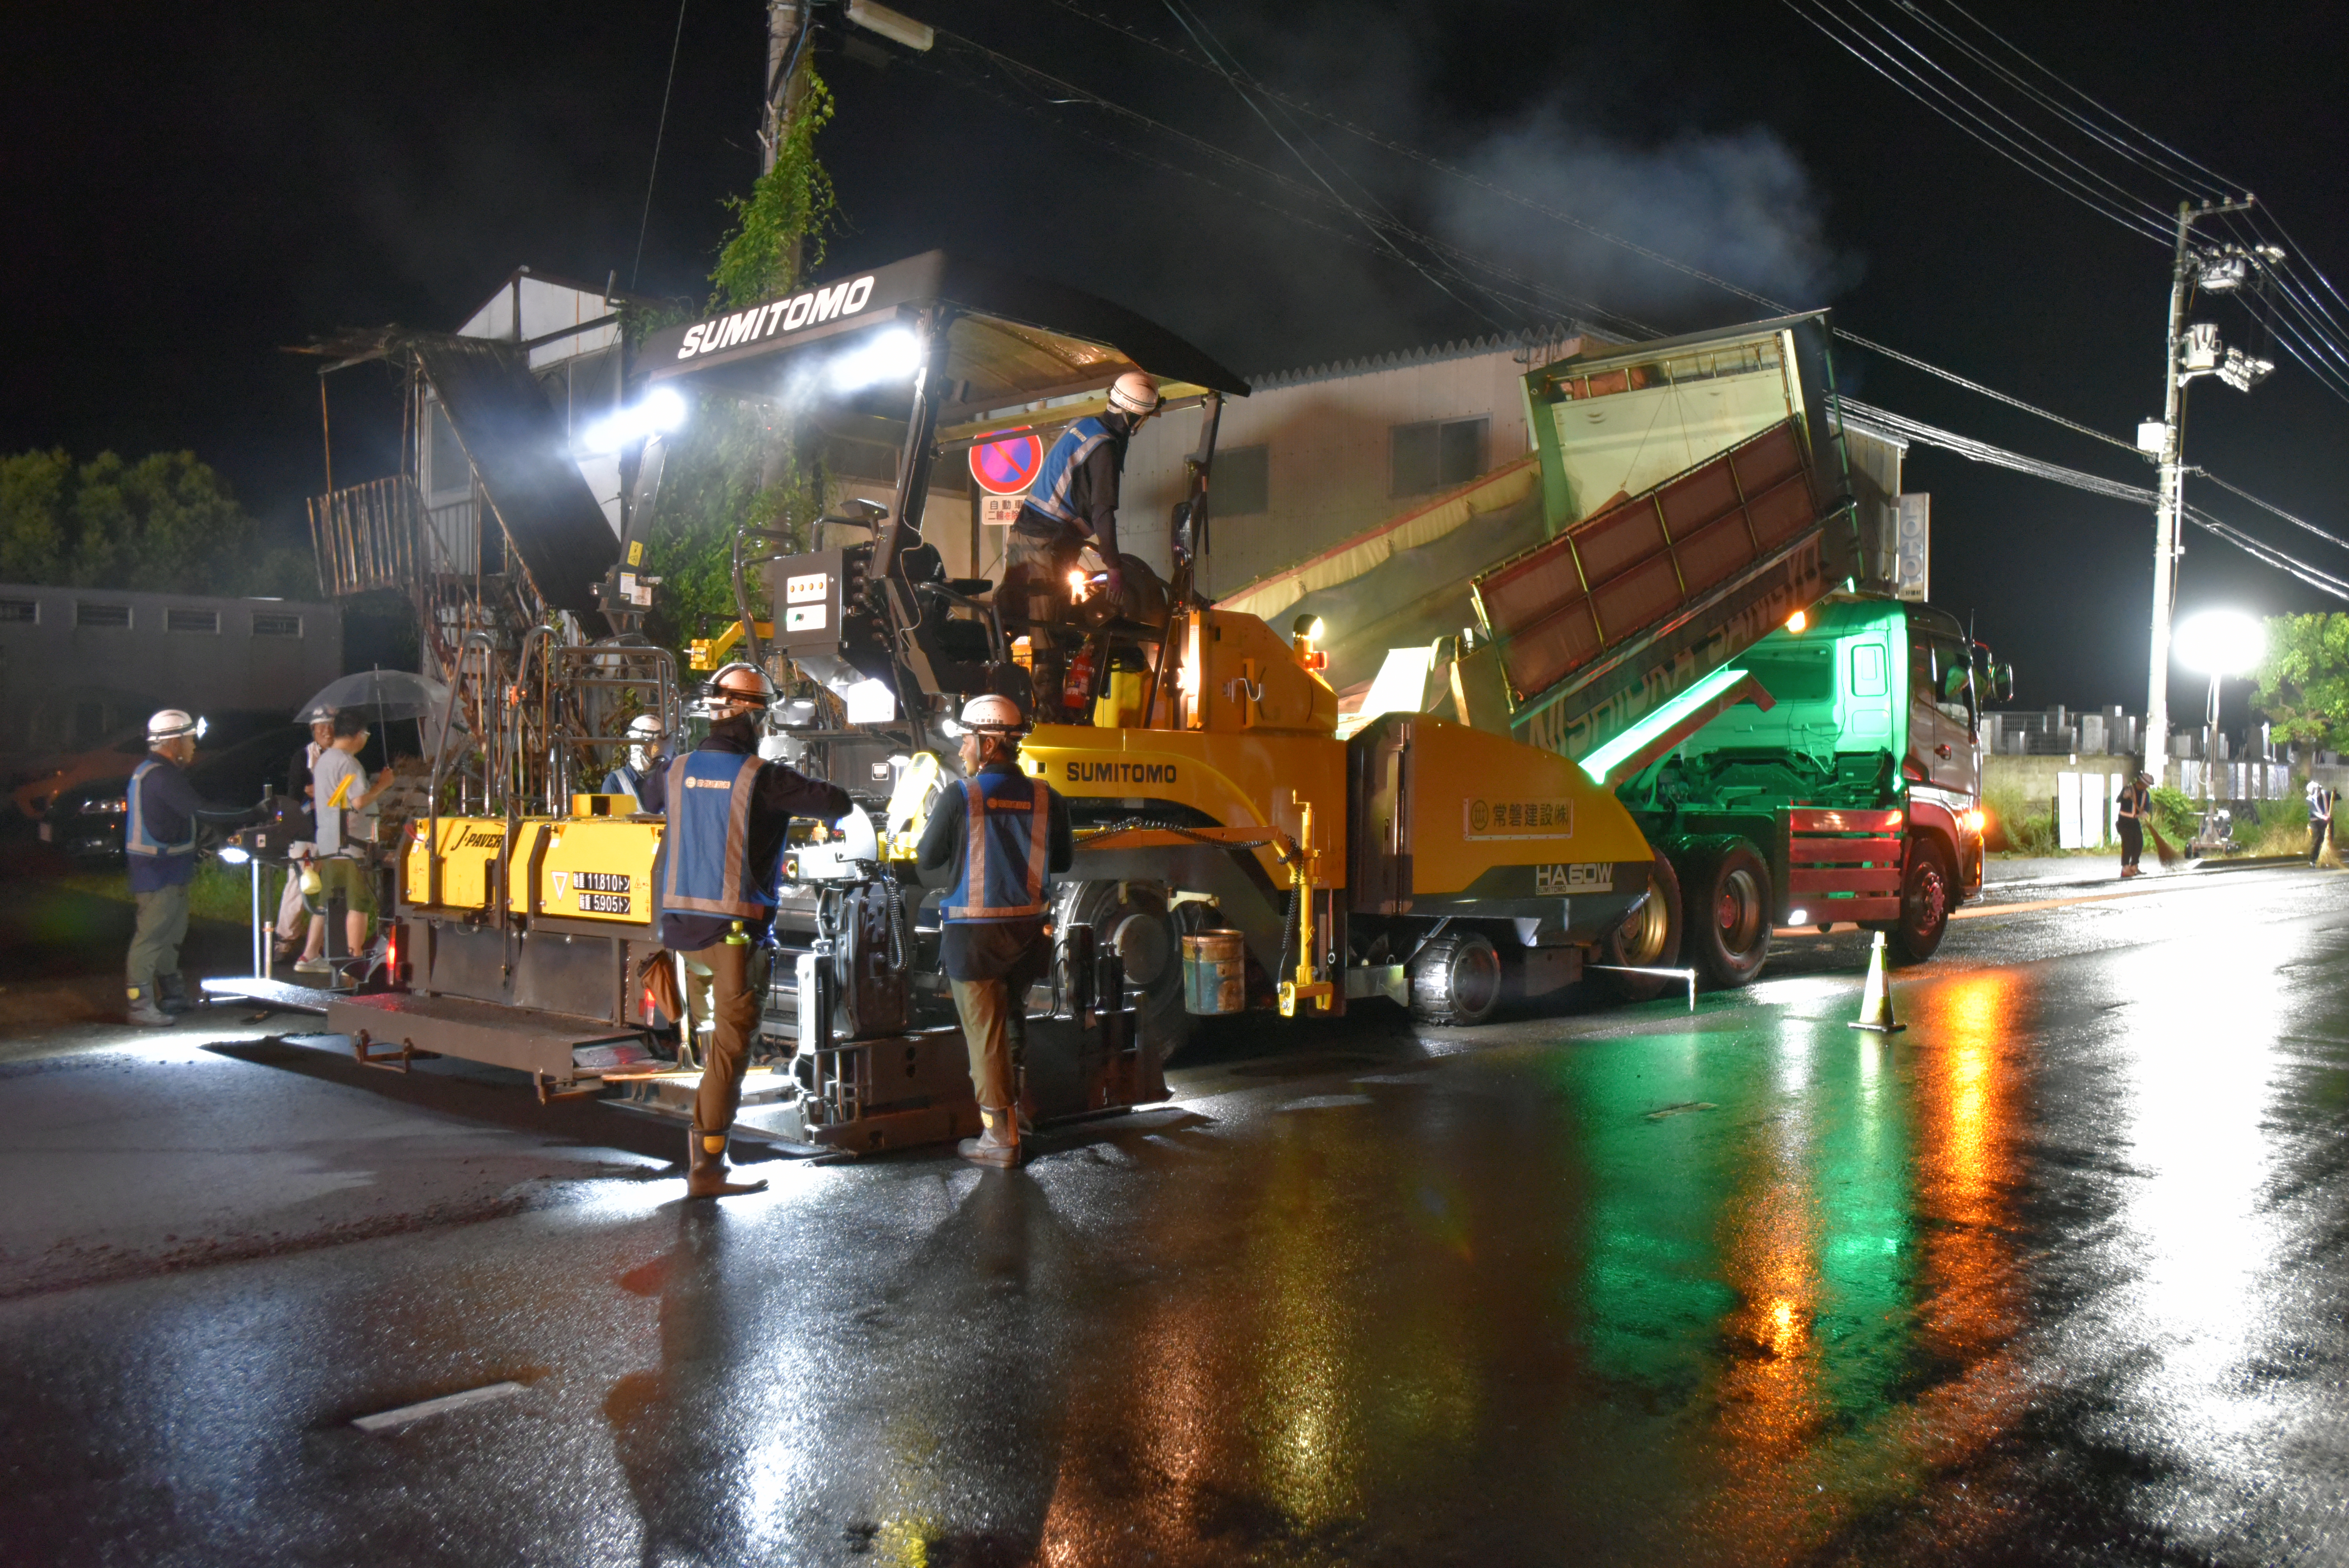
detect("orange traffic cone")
[1848,930,1905,1034]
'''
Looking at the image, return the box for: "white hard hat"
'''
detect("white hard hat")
[1107,370,1161,417]
[959,693,1025,733]
[626,713,666,739]
[147,709,204,743]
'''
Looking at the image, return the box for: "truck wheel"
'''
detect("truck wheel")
[1409,931,1502,1026]
[1596,852,1683,1002]
[1053,880,1197,1062]
[1889,837,1953,963]
[1683,838,1773,990]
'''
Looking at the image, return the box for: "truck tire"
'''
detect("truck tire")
[1052,879,1197,1062]
[1889,836,1953,963]
[1682,837,1773,990]
[1596,852,1683,1002]
[1409,931,1502,1026]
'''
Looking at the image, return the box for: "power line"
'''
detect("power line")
[1030,0,2152,454]
[630,0,691,292]
[1842,397,2349,601]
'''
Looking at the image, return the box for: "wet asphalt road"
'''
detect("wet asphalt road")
[7,866,2349,1566]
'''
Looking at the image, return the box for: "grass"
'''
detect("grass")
[55,861,264,925]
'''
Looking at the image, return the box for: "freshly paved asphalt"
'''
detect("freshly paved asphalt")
[5,863,2348,1566]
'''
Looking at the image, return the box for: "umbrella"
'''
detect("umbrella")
[295,670,451,724]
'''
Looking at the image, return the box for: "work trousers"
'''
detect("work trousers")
[1001,521,1084,719]
[127,881,191,996]
[2117,817,2143,869]
[678,940,768,1135]
[948,935,1047,1113]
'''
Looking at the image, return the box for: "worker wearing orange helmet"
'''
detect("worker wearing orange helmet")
[916,692,1073,1167]
[656,661,852,1196]
[1002,369,1162,718]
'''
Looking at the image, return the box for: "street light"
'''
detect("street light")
[2173,609,2265,854]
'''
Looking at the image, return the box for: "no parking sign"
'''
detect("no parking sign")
[970,430,1044,524]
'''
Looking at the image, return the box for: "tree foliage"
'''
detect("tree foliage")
[2249,613,2349,754]
[0,448,312,597]
[630,67,838,663]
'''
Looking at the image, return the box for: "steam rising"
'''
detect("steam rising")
[1436,116,1857,320]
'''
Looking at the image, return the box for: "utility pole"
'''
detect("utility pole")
[762,3,812,274]
[2142,196,2258,787]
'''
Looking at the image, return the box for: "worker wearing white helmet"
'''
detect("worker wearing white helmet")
[915,692,1073,1167]
[655,659,852,1196]
[123,709,258,1026]
[1003,369,1162,718]
[601,712,671,813]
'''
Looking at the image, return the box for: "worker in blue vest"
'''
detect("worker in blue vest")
[1002,370,1161,720]
[601,713,670,813]
[124,709,259,1026]
[656,661,852,1197]
[916,693,1074,1167]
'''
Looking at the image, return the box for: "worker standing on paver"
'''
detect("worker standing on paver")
[602,714,670,813]
[123,710,258,1026]
[656,662,852,1198]
[2115,770,2152,878]
[917,693,1074,1168]
[1001,371,1160,718]
[2310,779,2336,866]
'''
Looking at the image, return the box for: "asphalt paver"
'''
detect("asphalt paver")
[6,867,2349,1565]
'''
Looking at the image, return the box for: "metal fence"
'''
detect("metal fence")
[307,476,420,598]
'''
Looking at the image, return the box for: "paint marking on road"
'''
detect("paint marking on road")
[353,1381,524,1433]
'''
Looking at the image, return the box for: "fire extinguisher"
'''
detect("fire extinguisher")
[1062,642,1096,713]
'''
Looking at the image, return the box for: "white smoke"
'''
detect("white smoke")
[1433,113,1858,325]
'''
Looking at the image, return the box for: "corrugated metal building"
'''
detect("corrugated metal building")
[0,583,342,757]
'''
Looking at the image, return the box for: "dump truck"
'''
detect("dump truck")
[242,254,2000,1156]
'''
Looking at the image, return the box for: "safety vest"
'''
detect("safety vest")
[943,773,1052,921]
[124,757,195,861]
[658,752,779,920]
[603,763,644,808]
[1021,415,1117,533]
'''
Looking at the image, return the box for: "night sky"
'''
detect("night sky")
[6,1,2344,729]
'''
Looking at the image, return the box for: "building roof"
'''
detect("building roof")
[1248,327,1598,392]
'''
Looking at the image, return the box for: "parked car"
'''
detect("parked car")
[12,710,292,822]
[41,724,307,866]
[11,725,151,820]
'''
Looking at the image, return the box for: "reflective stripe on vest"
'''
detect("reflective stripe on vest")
[658,752,774,919]
[943,775,1051,920]
[604,765,644,808]
[1021,416,1115,531]
[125,757,195,859]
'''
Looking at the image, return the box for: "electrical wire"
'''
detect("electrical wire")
[1157,0,1504,328]
[1774,0,2177,242]
[1029,0,2151,453]
[2193,470,2349,558]
[916,33,1655,339]
[1841,397,2349,602]
[630,0,692,291]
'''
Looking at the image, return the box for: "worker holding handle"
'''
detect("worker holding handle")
[917,694,1074,1167]
[656,661,852,1198]
[1000,370,1160,718]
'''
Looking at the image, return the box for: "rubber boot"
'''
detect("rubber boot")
[957,1106,1022,1168]
[684,1125,768,1199]
[157,973,193,1015]
[125,986,173,1028]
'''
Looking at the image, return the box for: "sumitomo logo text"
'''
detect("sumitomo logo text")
[677,275,876,359]
[1064,761,1178,785]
